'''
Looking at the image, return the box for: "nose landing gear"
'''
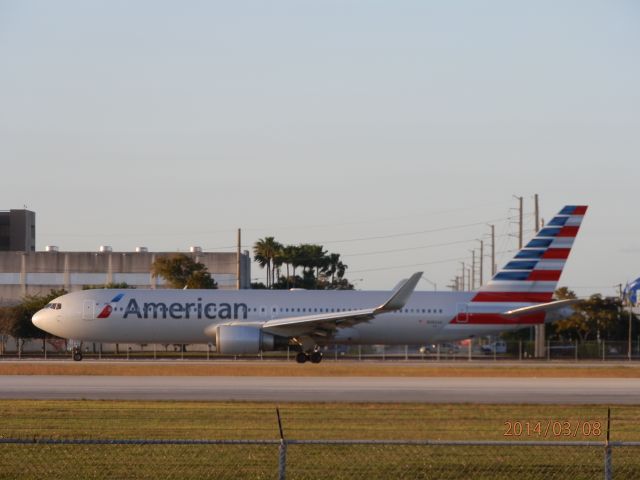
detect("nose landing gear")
[72,346,83,362]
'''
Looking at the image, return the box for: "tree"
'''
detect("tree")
[253,237,283,288]
[253,238,356,290]
[0,288,67,338]
[151,254,217,289]
[294,244,327,287]
[324,253,347,283]
[552,288,622,342]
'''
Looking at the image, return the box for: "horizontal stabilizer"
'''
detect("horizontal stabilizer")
[501,299,581,318]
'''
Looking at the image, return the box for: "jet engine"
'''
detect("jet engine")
[215,325,276,355]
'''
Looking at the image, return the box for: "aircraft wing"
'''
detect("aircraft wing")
[261,272,422,337]
[500,299,581,318]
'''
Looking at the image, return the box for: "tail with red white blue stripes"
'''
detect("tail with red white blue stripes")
[472,205,587,304]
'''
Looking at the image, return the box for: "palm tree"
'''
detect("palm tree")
[325,253,347,283]
[253,241,271,288]
[253,237,283,288]
[280,245,299,288]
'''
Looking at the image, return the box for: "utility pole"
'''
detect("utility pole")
[533,194,544,357]
[461,262,465,291]
[514,195,523,249]
[534,193,540,232]
[471,250,476,290]
[490,224,496,276]
[478,239,484,286]
[236,228,242,289]
[621,284,634,361]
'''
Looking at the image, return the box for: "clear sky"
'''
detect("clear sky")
[1,1,639,295]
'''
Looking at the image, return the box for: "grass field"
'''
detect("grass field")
[1,401,638,479]
[1,360,640,377]
[0,400,636,441]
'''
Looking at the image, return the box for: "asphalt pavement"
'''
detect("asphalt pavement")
[1,375,638,403]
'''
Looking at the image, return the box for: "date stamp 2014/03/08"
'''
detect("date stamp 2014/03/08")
[504,420,603,438]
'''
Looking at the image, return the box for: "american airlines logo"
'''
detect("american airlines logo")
[97,293,125,319]
[122,298,248,320]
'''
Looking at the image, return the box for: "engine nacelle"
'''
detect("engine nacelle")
[215,325,275,355]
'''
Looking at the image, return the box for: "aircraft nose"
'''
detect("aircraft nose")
[32,308,54,332]
[32,310,45,329]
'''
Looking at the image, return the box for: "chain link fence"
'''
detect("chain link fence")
[2,437,639,479]
[3,336,640,362]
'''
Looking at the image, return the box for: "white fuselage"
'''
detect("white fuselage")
[33,288,535,345]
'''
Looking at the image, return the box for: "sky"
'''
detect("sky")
[1,1,639,295]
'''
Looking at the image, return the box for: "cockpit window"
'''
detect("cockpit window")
[45,303,62,310]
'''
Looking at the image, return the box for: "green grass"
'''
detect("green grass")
[0,400,637,441]
[1,401,639,479]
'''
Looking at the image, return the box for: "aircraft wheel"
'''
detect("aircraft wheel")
[73,350,83,362]
[295,352,308,364]
[309,351,323,364]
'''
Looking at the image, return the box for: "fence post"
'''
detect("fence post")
[546,340,550,361]
[604,408,612,480]
[468,339,472,362]
[278,438,287,480]
[602,341,605,362]
[575,340,578,362]
[276,407,287,480]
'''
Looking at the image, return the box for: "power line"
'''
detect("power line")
[349,249,517,274]
[344,233,511,258]
[317,217,513,244]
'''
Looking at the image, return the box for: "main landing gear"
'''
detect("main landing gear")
[72,346,83,362]
[295,350,323,364]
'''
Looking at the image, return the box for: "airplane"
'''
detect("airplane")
[32,205,587,363]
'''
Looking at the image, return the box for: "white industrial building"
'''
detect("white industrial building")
[0,246,251,305]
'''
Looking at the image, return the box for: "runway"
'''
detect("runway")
[1,375,639,403]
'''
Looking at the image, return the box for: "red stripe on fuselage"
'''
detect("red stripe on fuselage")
[471,292,554,302]
[450,312,545,325]
[527,270,562,281]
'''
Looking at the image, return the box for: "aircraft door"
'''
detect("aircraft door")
[82,301,95,320]
[456,303,469,323]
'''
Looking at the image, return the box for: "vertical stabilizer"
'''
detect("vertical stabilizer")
[472,205,587,303]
